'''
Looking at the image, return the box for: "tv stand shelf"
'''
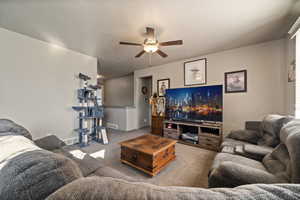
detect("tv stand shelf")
[163,120,223,151]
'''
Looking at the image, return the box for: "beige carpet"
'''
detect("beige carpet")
[70,128,216,188]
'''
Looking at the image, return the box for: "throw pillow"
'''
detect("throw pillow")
[227,129,259,144]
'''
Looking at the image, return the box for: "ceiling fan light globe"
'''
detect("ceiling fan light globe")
[143,44,159,53]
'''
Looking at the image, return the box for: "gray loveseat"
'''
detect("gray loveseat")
[209,115,299,188]
[1,119,300,200]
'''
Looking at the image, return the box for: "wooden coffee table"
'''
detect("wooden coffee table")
[120,134,177,176]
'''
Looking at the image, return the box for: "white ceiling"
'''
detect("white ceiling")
[0,0,299,78]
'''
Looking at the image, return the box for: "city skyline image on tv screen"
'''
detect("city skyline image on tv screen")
[165,85,223,122]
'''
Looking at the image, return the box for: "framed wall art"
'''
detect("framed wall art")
[288,60,295,82]
[157,78,170,97]
[225,70,247,93]
[184,58,207,86]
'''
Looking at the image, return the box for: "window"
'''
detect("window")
[296,35,300,118]
[290,17,300,118]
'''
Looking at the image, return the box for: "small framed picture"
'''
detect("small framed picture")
[225,70,247,93]
[184,58,207,86]
[157,79,170,97]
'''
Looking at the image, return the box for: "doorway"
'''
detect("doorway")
[138,76,152,128]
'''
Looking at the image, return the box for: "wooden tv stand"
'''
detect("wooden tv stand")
[163,120,222,151]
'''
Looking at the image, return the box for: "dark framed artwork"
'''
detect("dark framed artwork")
[184,58,207,86]
[157,79,170,97]
[224,70,247,93]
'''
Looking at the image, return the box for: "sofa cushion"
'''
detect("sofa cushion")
[241,144,273,160]
[262,143,291,182]
[244,144,273,156]
[211,152,266,171]
[209,161,284,188]
[53,148,103,177]
[221,138,251,149]
[46,177,300,200]
[258,115,292,147]
[263,153,286,174]
[0,119,32,140]
[34,135,66,151]
[0,135,83,200]
[227,129,259,144]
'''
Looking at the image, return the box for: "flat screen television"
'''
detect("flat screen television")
[165,85,223,122]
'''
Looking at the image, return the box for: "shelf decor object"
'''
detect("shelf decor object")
[157,78,170,97]
[72,73,107,147]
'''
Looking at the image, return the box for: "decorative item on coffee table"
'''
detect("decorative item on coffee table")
[120,134,177,176]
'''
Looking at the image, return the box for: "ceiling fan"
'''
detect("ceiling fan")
[119,27,183,58]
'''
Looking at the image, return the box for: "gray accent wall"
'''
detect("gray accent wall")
[104,74,134,107]
[134,39,287,134]
[0,27,97,140]
[103,74,136,131]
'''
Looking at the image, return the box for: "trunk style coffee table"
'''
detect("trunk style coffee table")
[120,134,177,176]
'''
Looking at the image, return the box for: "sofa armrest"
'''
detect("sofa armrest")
[90,166,140,182]
[209,161,283,188]
[46,176,299,200]
[245,121,262,131]
[34,135,66,151]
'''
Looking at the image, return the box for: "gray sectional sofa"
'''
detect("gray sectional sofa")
[1,118,300,200]
[209,115,298,188]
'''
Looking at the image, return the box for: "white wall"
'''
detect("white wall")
[0,28,97,140]
[104,106,137,131]
[104,74,134,107]
[134,39,287,134]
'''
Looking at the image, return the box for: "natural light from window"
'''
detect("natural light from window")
[90,149,106,159]
[69,150,87,160]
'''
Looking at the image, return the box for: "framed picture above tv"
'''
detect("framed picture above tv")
[184,58,207,86]
[224,70,247,93]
